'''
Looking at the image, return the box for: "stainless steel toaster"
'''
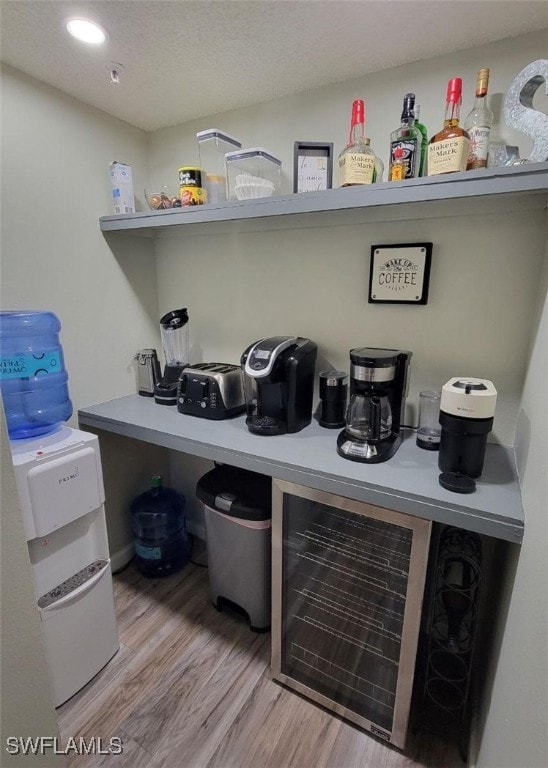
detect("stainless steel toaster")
[177,363,245,419]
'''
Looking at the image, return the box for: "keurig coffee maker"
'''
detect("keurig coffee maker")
[241,336,318,435]
[154,308,190,405]
[438,377,497,493]
[337,347,410,463]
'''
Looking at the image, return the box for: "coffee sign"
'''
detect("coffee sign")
[369,243,432,304]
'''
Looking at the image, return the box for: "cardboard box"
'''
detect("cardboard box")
[109,161,135,214]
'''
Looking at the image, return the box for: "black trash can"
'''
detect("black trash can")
[196,464,272,631]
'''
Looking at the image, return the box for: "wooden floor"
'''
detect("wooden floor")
[57,557,464,768]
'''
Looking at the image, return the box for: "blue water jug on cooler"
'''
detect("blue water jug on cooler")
[0,311,73,439]
[130,476,190,577]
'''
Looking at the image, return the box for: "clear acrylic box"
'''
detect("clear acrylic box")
[225,147,282,201]
[196,129,242,204]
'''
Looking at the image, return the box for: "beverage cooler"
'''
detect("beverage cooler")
[271,480,431,748]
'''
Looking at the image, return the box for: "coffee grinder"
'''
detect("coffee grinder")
[318,371,348,429]
[337,347,410,463]
[154,308,190,405]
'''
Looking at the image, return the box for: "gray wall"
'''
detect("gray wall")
[475,240,548,768]
[0,64,159,412]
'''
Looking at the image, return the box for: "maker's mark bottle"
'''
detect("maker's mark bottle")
[338,99,383,186]
[427,78,470,176]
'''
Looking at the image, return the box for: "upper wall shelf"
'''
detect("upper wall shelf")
[100,163,548,237]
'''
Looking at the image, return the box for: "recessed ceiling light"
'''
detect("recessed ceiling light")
[65,18,106,45]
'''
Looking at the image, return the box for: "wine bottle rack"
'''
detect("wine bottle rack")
[415,525,483,761]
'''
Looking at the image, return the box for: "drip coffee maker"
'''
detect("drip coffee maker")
[337,347,410,463]
[153,309,190,405]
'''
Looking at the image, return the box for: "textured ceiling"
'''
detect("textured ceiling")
[1,0,547,132]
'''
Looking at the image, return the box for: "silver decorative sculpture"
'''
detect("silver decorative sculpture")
[503,59,548,163]
[488,144,520,168]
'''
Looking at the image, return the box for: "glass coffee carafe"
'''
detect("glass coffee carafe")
[345,391,393,442]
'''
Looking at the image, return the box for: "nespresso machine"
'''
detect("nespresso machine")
[337,347,410,463]
[438,377,497,493]
[241,336,318,435]
[154,308,190,406]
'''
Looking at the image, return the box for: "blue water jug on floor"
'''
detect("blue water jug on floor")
[130,476,190,577]
[0,310,73,439]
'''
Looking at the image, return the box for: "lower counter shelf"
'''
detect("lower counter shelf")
[78,394,524,544]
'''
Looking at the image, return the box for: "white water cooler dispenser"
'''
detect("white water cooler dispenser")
[10,426,119,707]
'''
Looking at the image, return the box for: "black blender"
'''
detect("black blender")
[337,347,410,463]
[154,309,189,406]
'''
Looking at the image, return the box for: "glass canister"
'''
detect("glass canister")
[0,310,73,439]
[416,390,441,450]
[197,129,242,204]
[225,147,282,201]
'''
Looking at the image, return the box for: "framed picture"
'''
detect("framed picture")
[293,142,333,193]
[368,243,432,305]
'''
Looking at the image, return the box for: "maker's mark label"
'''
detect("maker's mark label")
[339,152,376,185]
[428,136,470,175]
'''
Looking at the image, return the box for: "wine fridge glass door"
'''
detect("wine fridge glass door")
[271,480,431,749]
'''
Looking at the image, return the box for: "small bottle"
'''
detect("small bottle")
[427,78,470,176]
[338,99,383,186]
[413,104,429,177]
[389,147,406,181]
[465,68,494,170]
[389,93,420,179]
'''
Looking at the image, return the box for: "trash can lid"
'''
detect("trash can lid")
[196,465,271,521]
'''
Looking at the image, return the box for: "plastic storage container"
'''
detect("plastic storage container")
[0,310,73,440]
[130,476,190,577]
[225,147,282,201]
[196,464,272,630]
[197,129,242,204]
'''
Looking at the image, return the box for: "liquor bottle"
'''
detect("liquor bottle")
[389,93,420,179]
[389,147,406,181]
[465,68,494,170]
[427,78,470,176]
[338,99,383,186]
[413,104,429,177]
